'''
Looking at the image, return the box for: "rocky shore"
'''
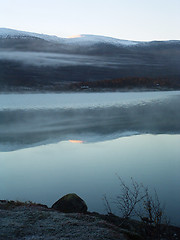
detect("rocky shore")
[0,194,180,240]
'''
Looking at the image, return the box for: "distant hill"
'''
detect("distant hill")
[0,28,180,91]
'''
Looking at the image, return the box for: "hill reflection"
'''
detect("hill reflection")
[0,92,180,151]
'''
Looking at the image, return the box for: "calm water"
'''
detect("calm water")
[0,91,180,226]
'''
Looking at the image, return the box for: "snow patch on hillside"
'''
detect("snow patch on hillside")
[1,28,179,47]
[0,28,65,43]
[66,34,139,46]
[0,28,139,47]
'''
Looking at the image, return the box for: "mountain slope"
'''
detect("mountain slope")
[0,28,140,46]
[0,28,180,90]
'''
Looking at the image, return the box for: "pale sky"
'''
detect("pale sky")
[0,0,180,41]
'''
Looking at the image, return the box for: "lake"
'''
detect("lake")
[0,91,180,226]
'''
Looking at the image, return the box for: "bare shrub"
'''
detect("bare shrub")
[103,175,167,228]
[137,188,169,239]
[138,188,164,224]
[114,176,146,219]
[103,194,112,214]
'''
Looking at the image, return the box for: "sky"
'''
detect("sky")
[0,0,180,41]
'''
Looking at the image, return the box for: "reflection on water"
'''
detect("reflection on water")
[0,91,180,151]
[0,91,180,226]
[0,135,180,225]
[69,140,84,143]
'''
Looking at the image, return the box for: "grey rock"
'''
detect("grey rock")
[52,193,87,213]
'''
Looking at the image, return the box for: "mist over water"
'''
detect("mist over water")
[0,91,180,151]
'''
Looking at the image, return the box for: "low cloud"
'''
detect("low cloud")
[0,51,122,68]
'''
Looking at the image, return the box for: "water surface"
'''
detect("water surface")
[0,91,180,151]
[0,91,179,226]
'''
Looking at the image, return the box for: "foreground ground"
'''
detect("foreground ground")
[0,201,180,240]
[0,203,126,240]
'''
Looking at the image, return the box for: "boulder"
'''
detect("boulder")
[52,193,87,213]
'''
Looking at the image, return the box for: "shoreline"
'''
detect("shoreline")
[0,87,180,94]
[0,200,180,240]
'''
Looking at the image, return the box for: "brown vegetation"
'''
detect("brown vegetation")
[69,77,180,91]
